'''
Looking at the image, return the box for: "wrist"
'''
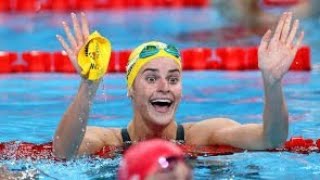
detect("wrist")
[261,71,282,87]
[80,78,101,98]
[81,77,102,86]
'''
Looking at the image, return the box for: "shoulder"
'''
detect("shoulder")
[183,117,241,145]
[78,127,123,155]
[86,126,123,146]
[184,117,240,131]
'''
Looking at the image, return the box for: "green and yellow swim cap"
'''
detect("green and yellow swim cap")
[126,41,182,89]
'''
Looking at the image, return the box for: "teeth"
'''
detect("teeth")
[151,99,172,103]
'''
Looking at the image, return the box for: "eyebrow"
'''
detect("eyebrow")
[168,69,181,74]
[142,68,181,74]
[142,68,159,74]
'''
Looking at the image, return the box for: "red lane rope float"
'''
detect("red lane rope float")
[1,137,320,160]
[12,64,27,73]
[184,0,210,8]
[22,51,52,72]
[75,0,97,11]
[263,0,300,6]
[118,50,131,73]
[179,144,244,157]
[107,51,117,73]
[7,0,210,12]
[162,0,184,8]
[97,0,127,10]
[182,48,212,70]
[217,47,245,70]
[0,0,11,12]
[14,0,41,12]
[0,46,311,74]
[42,0,72,12]
[290,46,311,71]
[53,51,76,73]
[244,47,259,70]
[0,51,17,73]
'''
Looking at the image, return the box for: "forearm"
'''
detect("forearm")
[53,79,100,159]
[262,75,288,148]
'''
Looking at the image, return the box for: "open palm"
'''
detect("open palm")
[56,13,90,75]
[258,12,304,84]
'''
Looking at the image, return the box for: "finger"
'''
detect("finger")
[62,21,77,49]
[288,31,304,68]
[56,34,72,55]
[293,31,304,52]
[259,29,272,51]
[280,12,292,43]
[273,12,287,41]
[71,13,84,46]
[286,19,299,46]
[81,12,90,41]
[63,50,81,73]
[56,35,81,73]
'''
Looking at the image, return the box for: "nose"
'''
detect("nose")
[158,78,169,92]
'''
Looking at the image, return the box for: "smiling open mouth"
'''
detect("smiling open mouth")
[150,99,173,113]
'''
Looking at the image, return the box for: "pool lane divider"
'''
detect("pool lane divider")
[0,136,319,160]
[0,51,17,73]
[0,46,311,74]
[0,0,302,12]
[0,0,209,12]
[263,0,299,6]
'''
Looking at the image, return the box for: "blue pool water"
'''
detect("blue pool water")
[1,7,320,179]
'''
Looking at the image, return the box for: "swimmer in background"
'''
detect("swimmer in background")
[178,0,317,43]
[118,139,193,180]
[53,12,303,160]
[214,0,319,36]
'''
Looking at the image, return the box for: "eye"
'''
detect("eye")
[146,76,157,84]
[168,77,179,85]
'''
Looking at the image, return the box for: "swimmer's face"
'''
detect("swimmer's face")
[130,57,182,126]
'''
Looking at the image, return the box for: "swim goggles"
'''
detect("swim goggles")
[126,44,181,79]
[139,44,180,59]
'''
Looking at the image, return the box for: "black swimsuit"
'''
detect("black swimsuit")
[121,124,185,148]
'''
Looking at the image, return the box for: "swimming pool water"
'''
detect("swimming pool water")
[1,7,320,180]
[1,70,320,179]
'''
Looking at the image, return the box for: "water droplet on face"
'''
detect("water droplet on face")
[56,136,60,140]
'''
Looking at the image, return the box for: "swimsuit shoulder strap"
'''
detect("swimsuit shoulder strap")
[121,125,184,146]
[121,128,132,143]
[176,124,185,143]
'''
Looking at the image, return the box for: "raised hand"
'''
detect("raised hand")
[258,12,304,85]
[56,13,90,75]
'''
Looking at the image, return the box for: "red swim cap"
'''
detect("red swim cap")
[118,139,184,180]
